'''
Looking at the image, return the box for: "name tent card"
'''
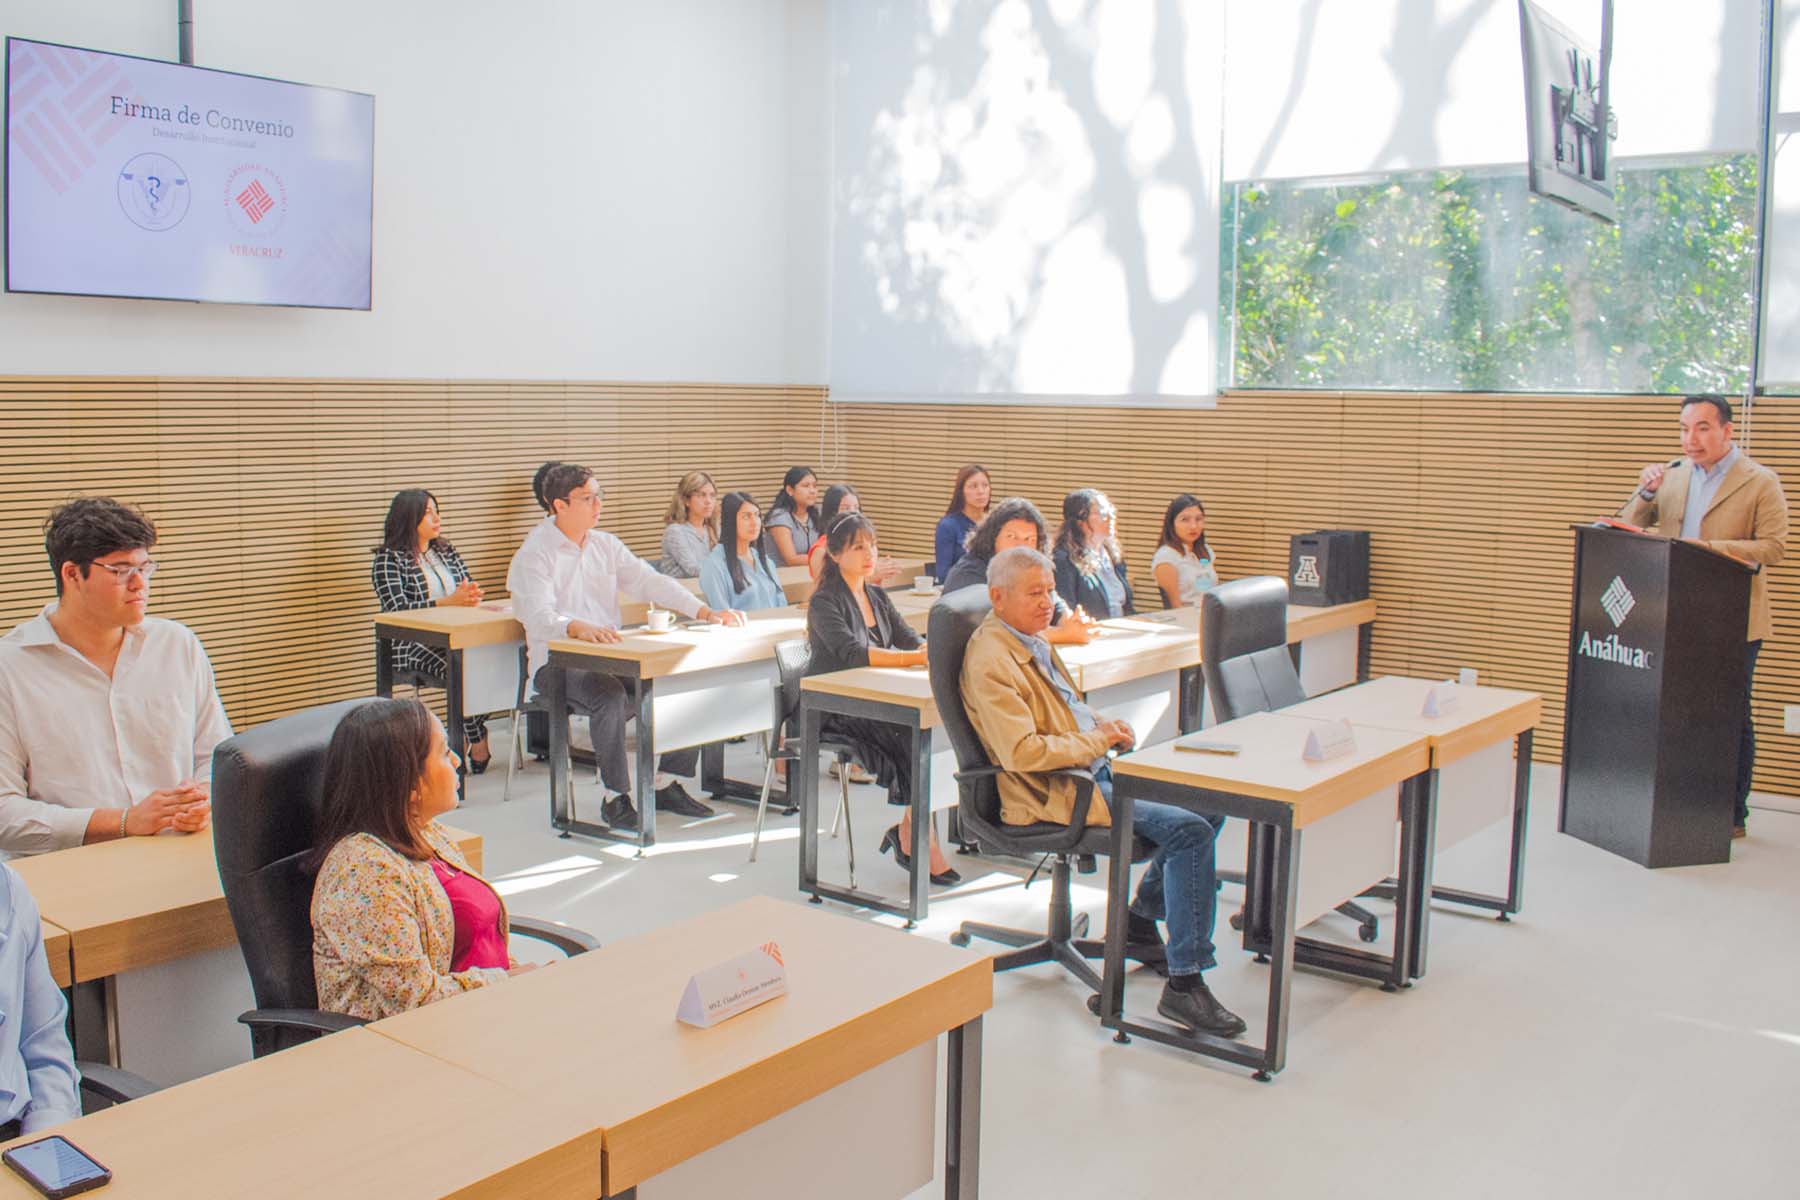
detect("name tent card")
[1303,718,1357,762]
[677,942,788,1029]
[1422,681,1462,718]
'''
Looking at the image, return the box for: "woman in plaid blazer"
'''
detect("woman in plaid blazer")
[371,489,492,771]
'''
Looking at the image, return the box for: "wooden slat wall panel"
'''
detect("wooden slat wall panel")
[0,379,828,730]
[832,391,1800,798]
[6,381,1796,799]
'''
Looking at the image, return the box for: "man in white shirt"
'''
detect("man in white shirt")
[0,498,231,855]
[509,464,744,829]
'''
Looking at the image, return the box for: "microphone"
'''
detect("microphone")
[1614,458,1684,518]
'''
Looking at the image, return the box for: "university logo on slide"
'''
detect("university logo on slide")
[1600,576,1635,628]
[116,153,190,231]
[1293,555,1321,588]
[222,163,288,237]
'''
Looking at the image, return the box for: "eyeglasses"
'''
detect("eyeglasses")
[90,560,159,583]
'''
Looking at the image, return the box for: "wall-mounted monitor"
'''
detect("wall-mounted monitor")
[5,37,374,309]
[1519,0,1617,223]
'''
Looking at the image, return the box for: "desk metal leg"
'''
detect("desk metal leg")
[1256,821,1298,1082]
[1099,795,1134,1032]
[945,1016,983,1199]
[1179,666,1204,733]
[547,668,571,834]
[1397,770,1440,984]
[374,634,395,698]
[633,679,656,854]
[446,647,467,803]
[1416,728,1534,923]
[1356,622,1373,680]
[65,979,112,1065]
[907,727,931,926]
[702,739,792,812]
[799,706,821,901]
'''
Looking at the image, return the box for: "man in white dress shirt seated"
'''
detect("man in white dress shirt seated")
[509,463,745,830]
[0,498,231,856]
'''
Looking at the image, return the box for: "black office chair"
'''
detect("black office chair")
[212,699,600,1058]
[1202,576,1379,943]
[72,1063,162,1112]
[927,588,1151,996]
[749,641,860,883]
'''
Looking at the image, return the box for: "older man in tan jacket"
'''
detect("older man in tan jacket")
[1622,394,1789,837]
[960,546,1244,1039]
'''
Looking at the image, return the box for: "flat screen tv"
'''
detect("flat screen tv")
[1518,0,1617,223]
[5,37,374,309]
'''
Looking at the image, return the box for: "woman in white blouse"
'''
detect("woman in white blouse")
[370,489,491,771]
[1150,493,1220,608]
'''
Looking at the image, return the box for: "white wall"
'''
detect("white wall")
[0,0,831,382]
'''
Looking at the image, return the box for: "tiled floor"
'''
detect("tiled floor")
[455,732,1800,1198]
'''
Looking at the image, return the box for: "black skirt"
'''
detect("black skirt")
[822,713,915,807]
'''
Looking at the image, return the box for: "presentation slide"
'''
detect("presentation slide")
[5,38,374,309]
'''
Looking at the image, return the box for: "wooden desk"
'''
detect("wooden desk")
[368,896,991,1197]
[12,822,481,1082]
[544,609,809,850]
[797,668,943,924]
[1287,676,1542,973]
[0,1027,604,1200]
[373,604,526,799]
[1103,712,1431,1079]
[40,921,70,990]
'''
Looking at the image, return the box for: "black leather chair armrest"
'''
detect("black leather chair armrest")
[508,915,600,957]
[237,1008,369,1037]
[952,764,1004,783]
[1049,766,1101,833]
[75,1061,162,1106]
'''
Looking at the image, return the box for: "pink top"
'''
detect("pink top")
[428,859,508,973]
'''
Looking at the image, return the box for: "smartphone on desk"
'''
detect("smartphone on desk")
[4,1136,111,1198]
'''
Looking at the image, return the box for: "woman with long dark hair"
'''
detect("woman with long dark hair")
[761,466,822,566]
[1052,489,1135,619]
[805,483,900,585]
[1151,493,1219,608]
[941,497,1097,645]
[699,491,787,611]
[310,699,533,1020]
[370,488,490,770]
[933,463,992,583]
[805,515,959,885]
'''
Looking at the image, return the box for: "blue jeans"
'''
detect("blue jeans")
[1098,768,1224,976]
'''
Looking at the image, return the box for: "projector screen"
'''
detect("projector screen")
[5,37,374,309]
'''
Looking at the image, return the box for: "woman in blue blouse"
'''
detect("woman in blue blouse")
[700,492,788,612]
[932,463,991,583]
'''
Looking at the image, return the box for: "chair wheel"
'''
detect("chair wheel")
[950,932,971,947]
[1086,993,1102,1016]
[1228,911,1244,932]
[1359,922,1379,943]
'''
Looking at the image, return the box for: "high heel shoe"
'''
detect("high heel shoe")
[467,751,491,775]
[879,826,963,886]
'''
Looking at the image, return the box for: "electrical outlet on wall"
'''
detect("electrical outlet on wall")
[1785,705,1800,734]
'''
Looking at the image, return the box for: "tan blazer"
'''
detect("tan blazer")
[960,615,1115,827]
[1619,450,1788,642]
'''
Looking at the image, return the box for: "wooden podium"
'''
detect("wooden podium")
[1559,524,1754,867]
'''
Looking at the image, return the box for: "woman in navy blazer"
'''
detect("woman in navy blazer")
[371,489,492,771]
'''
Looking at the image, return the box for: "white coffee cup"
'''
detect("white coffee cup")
[647,609,675,631]
[913,576,934,594]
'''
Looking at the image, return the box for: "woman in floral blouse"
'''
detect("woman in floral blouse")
[309,698,532,1020]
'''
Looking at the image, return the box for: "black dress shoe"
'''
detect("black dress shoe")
[656,780,715,818]
[1156,980,1248,1039]
[601,793,640,831]
[466,752,491,776]
[878,826,962,886]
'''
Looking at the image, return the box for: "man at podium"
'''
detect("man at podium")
[1621,395,1789,838]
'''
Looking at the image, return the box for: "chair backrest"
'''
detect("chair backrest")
[1201,575,1306,722]
[926,588,1008,836]
[772,638,812,740]
[211,698,367,1014]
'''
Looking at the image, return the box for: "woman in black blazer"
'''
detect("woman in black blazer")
[1052,488,1135,619]
[371,489,492,771]
[805,514,958,885]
